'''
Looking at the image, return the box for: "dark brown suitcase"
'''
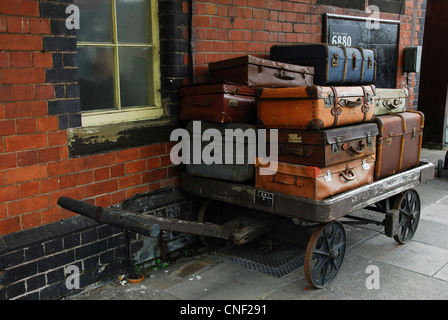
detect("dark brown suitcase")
[374,111,424,180]
[209,55,314,88]
[255,155,376,200]
[270,123,378,167]
[180,81,256,123]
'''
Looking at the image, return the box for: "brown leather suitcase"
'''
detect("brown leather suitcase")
[374,111,424,180]
[271,123,378,167]
[257,85,376,130]
[180,81,256,123]
[209,55,314,88]
[255,155,376,200]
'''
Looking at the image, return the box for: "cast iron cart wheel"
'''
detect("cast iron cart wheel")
[197,199,237,250]
[393,189,421,244]
[437,159,443,178]
[304,221,347,289]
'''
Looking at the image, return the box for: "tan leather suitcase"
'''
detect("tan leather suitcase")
[271,123,378,167]
[180,81,256,123]
[209,55,314,88]
[257,85,376,130]
[374,111,424,180]
[255,155,375,200]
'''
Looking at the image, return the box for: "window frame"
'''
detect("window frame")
[76,0,162,127]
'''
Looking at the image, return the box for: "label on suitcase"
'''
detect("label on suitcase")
[255,155,376,200]
[374,88,408,115]
[185,121,257,182]
[271,123,378,167]
[269,43,377,85]
[180,81,256,123]
[374,111,424,180]
[208,55,314,88]
[257,85,376,130]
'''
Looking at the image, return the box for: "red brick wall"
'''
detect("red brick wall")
[188,0,426,109]
[0,1,180,235]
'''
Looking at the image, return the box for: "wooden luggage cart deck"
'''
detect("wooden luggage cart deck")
[58,161,434,288]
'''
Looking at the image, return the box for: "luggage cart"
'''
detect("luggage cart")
[58,161,434,289]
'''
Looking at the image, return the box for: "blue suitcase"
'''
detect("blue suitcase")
[270,43,376,86]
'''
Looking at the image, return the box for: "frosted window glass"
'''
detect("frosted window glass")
[78,47,115,111]
[75,0,113,43]
[119,47,155,108]
[117,0,152,43]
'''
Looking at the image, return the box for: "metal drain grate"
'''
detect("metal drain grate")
[220,240,306,278]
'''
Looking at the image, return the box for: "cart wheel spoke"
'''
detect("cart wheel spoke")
[304,221,346,289]
[313,249,329,257]
[393,189,421,244]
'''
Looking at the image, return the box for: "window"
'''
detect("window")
[75,0,162,126]
[316,0,364,10]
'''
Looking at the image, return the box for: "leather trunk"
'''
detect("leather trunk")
[185,121,257,182]
[271,123,378,167]
[255,155,376,200]
[374,88,409,115]
[180,81,256,123]
[208,55,314,88]
[257,85,376,130]
[269,43,377,85]
[374,111,424,180]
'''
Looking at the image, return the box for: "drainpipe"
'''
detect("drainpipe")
[188,0,194,83]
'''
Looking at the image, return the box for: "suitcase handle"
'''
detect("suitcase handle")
[269,173,304,187]
[340,170,356,181]
[274,70,295,81]
[280,145,313,157]
[383,99,401,109]
[339,98,364,108]
[342,140,366,155]
[189,98,213,108]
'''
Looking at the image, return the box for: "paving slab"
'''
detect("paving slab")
[434,264,448,282]
[349,233,448,277]
[412,219,448,249]
[318,254,448,300]
[421,203,448,225]
[164,261,287,300]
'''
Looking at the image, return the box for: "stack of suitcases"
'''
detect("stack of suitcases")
[179,43,424,200]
